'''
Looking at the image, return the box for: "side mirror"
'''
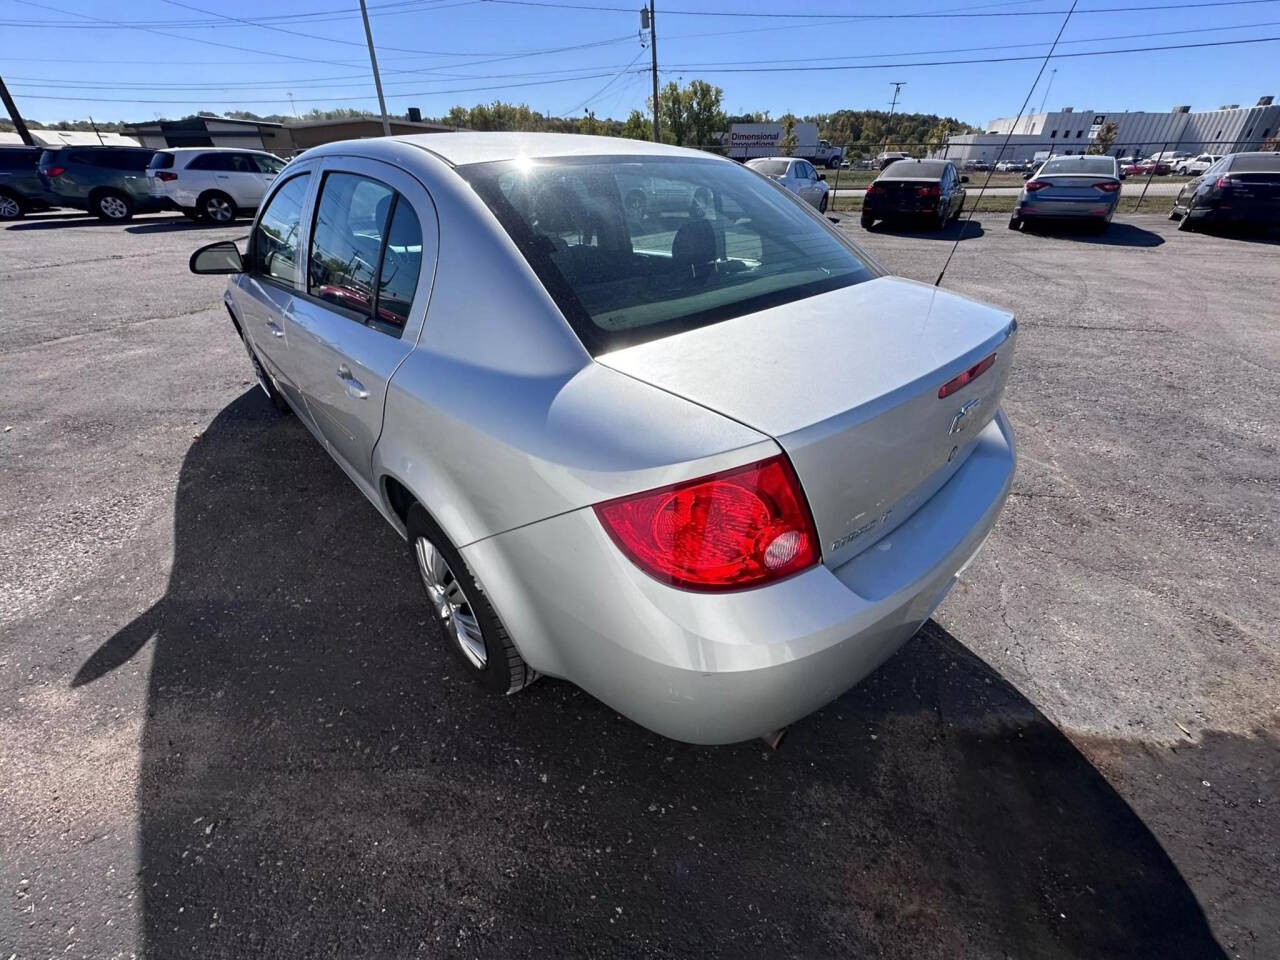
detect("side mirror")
[960,175,970,183]
[190,239,244,275]
[818,173,826,181]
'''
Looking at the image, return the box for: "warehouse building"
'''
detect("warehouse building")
[123,114,453,157]
[939,96,1279,163]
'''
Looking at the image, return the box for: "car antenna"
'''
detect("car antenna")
[933,0,1079,288]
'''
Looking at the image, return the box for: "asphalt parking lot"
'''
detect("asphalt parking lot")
[1,209,1277,959]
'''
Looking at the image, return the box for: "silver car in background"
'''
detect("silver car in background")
[190,133,1016,744]
[745,156,830,212]
[1010,154,1123,232]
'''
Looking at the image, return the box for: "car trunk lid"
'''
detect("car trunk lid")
[597,275,1016,569]
[1032,174,1117,198]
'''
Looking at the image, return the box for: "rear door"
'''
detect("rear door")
[217,152,268,208]
[285,158,436,489]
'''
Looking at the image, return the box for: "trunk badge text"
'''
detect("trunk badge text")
[949,397,983,435]
[831,509,893,553]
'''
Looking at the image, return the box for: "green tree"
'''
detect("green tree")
[621,109,651,141]
[649,80,689,145]
[778,113,798,156]
[1088,121,1119,155]
[579,110,598,136]
[684,79,725,150]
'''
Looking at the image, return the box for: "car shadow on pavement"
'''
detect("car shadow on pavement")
[1020,220,1165,247]
[867,218,986,242]
[73,389,1228,958]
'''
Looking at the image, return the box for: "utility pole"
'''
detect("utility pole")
[884,81,905,154]
[643,2,660,141]
[0,74,34,146]
[358,0,391,137]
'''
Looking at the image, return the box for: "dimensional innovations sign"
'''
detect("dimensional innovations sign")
[1088,114,1107,139]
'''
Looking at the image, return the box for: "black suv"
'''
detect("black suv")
[0,146,60,221]
[38,146,164,221]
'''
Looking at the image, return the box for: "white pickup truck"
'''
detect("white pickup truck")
[725,122,845,168]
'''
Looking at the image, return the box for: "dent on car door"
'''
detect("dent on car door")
[235,171,313,417]
[286,163,435,489]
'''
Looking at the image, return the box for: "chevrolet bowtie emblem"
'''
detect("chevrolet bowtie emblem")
[949,397,983,435]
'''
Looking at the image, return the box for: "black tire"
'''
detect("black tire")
[860,213,874,229]
[407,503,536,696]
[818,194,828,214]
[826,157,840,169]
[91,189,133,222]
[0,189,25,221]
[1168,208,1182,221]
[1177,211,1196,232]
[237,329,290,414]
[199,190,238,225]
[1008,216,1022,231]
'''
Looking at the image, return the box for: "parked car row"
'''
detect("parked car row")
[0,144,286,222]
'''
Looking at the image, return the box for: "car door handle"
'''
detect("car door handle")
[265,319,284,337]
[337,364,368,400]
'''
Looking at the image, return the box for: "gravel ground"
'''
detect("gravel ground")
[1,209,1277,959]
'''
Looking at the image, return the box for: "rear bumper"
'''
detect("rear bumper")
[463,411,1016,744]
[1019,195,1118,219]
[1187,202,1280,225]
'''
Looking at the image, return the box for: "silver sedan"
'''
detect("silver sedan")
[1010,154,1123,231]
[190,133,1016,744]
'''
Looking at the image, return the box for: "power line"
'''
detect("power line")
[656,33,1280,72]
[12,30,1280,105]
[561,47,646,115]
[935,0,1080,286]
[484,0,1280,18]
[11,69,652,106]
[0,0,462,29]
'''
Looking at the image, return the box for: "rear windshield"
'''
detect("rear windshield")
[747,159,790,176]
[1039,156,1117,176]
[1229,154,1280,173]
[148,152,175,170]
[461,155,878,354]
[882,160,947,178]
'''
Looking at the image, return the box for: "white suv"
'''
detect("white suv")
[148,148,287,223]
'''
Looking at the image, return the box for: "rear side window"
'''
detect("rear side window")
[98,151,152,171]
[0,150,39,171]
[307,172,421,337]
[187,153,228,171]
[252,173,310,284]
[148,153,175,170]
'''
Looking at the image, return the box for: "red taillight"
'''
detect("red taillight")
[1024,179,1048,192]
[594,455,819,591]
[938,352,998,399]
[917,184,941,197]
[1215,176,1238,189]
[866,182,885,195]
[42,165,65,177]
[1093,180,1121,192]
[155,171,178,181]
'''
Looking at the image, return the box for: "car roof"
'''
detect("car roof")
[158,146,273,154]
[301,131,718,168]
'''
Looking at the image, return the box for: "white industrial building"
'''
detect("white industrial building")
[939,96,1279,163]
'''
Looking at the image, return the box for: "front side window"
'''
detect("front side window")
[252,173,310,284]
[461,155,878,354]
[227,153,261,173]
[254,154,286,175]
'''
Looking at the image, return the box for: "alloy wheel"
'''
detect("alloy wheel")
[99,195,129,220]
[414,537,486,669]
[0,195,20,219]
[205,196,234,223]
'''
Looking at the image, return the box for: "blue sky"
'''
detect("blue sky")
[3,0,1278,129]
